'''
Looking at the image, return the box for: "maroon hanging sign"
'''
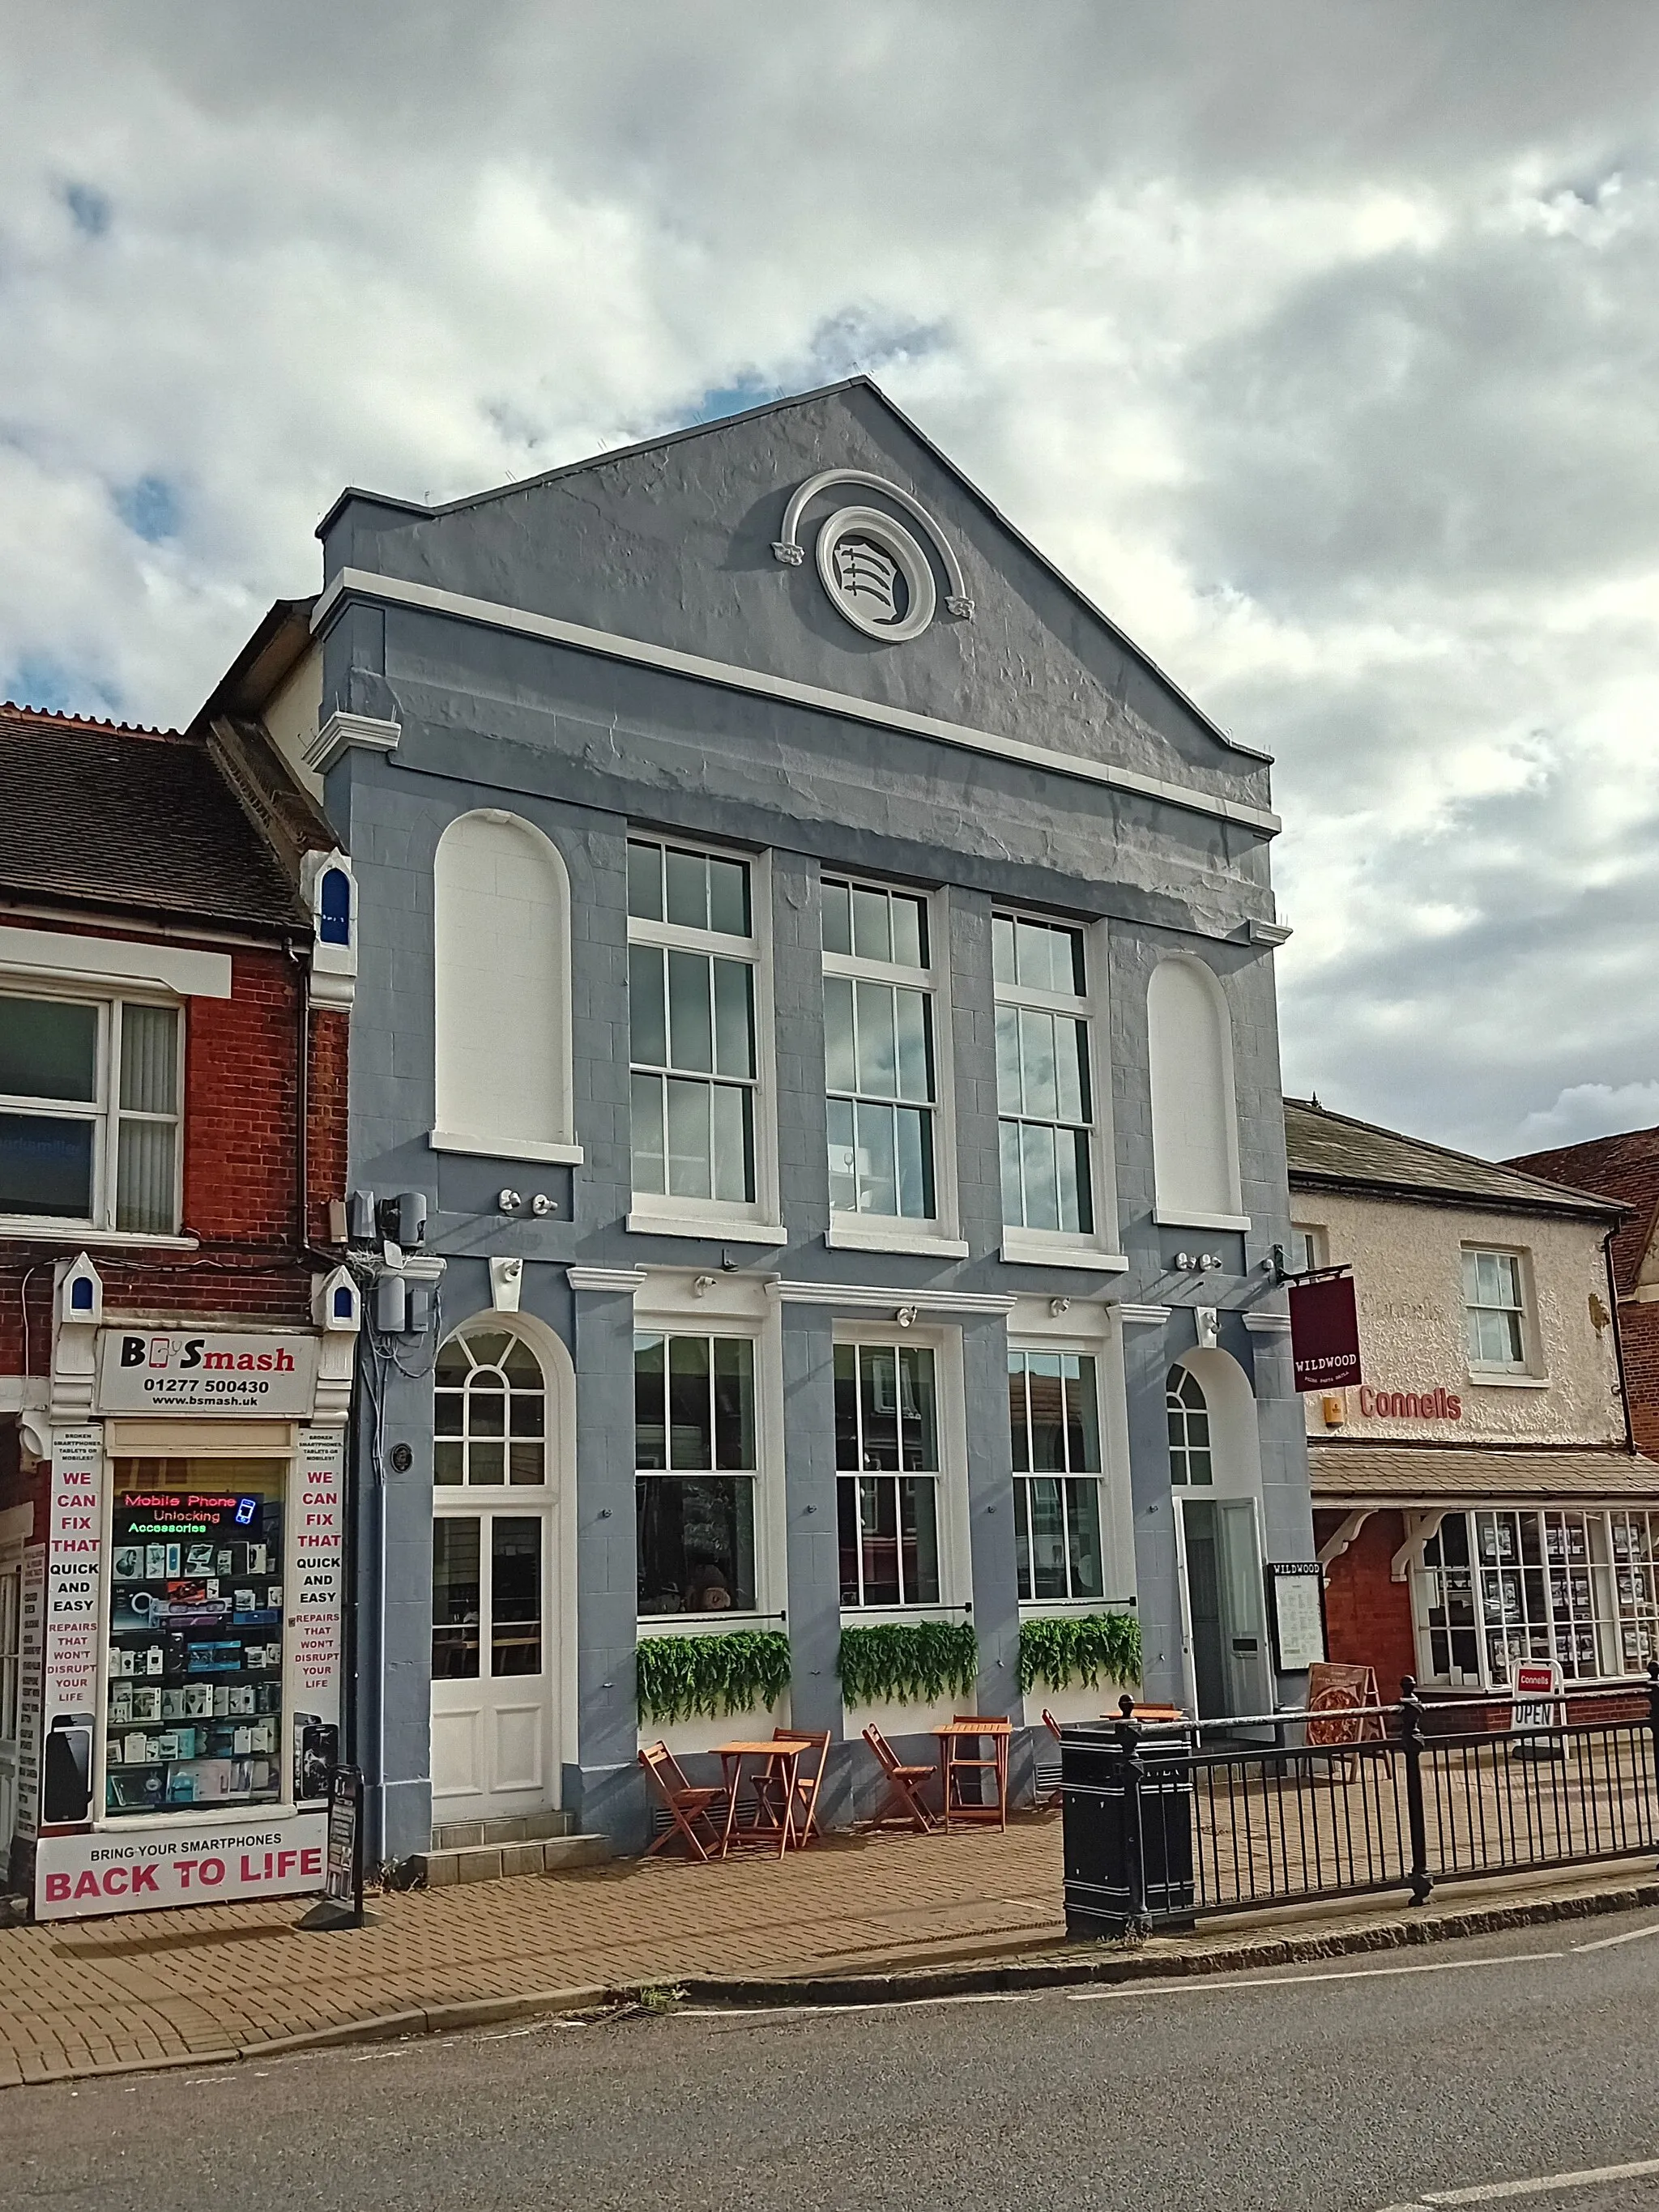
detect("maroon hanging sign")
[1289,1272,1363,1393]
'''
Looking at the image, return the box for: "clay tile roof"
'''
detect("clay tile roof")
[1310,1442,1659,1505]
[0,702,305,931]
[1507,1127,1659,1294]
[1285,1097,1625,1222]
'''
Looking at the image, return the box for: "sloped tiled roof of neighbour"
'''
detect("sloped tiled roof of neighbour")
[0,702,307,931]
[1507,1127,1659,1296]
[1285,1097,1626,1221]
[1310,1442,1659,1504]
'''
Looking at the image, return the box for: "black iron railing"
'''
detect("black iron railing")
[1060,1666,1659,1937]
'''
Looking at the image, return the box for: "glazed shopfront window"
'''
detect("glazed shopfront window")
[1009,1349,1106,1603]
[1414,1508,1659,1689]
[635,1333,757,1617]
[104,1460,287,1818]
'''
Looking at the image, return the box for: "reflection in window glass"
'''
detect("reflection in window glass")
[822,879,937,1223]
[1009,1350,1106,1602]
[432,1517,482,1679]
[993,915,1094,1237]
[1464,1249,1527,1369]
[834,1341,942,1607]
[635,1333,757,1617]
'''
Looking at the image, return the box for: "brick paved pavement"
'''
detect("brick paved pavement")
[0,1816,1070,2086]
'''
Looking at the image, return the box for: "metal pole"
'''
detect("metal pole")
[1115,1693,1151,1936]
[1647,1660,1659,1872]
[1400,1675,1432,1907]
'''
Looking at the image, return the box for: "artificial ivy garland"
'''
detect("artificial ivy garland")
[635,1629,793,1725]
[1016,1611,1142,1696]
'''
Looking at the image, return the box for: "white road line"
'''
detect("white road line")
[1068,1951,1563,2000]
[676,1990,1043,2018]
[1571,1916,1659,1953]
[1376,2151,1659,2206]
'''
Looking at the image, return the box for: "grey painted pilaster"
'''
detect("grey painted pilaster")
[569,1283,645,1844]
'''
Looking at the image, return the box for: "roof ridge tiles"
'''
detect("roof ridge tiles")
[0,700,181,739]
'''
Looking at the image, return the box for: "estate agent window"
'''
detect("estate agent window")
[1415,1508,1659,1688]
[627,838,758,1209]
[0,991,181,1234]
[1463,1249,1529,1371]
[835,1340,942,1608]
[822,877,940,1225]
[1009,1349,1106,1602]
[635,1332,757,1617]
[993,914,1096,1240]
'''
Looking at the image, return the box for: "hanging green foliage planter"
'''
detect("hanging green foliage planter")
[635,1630,793,1726]
[837,1621,980,1708]
[1017,1612,1142,1698]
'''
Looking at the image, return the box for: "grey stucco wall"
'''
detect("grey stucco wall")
[313,384,1311,1858]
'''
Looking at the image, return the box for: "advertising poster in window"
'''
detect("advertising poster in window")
[289,1429,345,1805]
[37,1427,104,1835]
[11,1544,46,1842]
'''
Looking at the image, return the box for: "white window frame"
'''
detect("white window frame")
[0,982,184,1239]
[1289,1224,1326,1275]
[994,913,1124,1270]
[822,876,965,1259]
[625,837,783,1244]
[1166,1364,1214,1488]
[1006,1341,1120,1609]
[1462,1246,1534,1379]
[834,1321,971,1622]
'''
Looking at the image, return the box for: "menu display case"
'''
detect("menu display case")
[105,1461,287,1817]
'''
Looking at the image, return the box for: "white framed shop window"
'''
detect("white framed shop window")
[432,809,580,1166]
[1007,1346,1113,1605]
[994,912,1124,1268]
[626,836,783,1243]
[1414,1507,1659,1689]
[834,1324,970,1620]
[822,875,965,1259]
[0,984,183,1238]
[1146,954,1247,1231]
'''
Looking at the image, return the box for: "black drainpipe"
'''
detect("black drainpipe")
[1605,1225,1636,1455]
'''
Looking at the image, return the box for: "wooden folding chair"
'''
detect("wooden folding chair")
[639,1741,725,1861]
[776,1726,831,1844]
[1038,1708,1066,1810]
[862,1723,936,1833]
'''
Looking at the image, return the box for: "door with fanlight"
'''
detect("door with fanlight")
[429,1326,559,1822]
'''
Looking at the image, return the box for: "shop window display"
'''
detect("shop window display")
[105,1460,287,1816]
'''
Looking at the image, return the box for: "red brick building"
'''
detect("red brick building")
[1508,1126,1659,1463]
[0,701,358,1912]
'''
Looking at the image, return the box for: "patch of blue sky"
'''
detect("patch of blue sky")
[6,657,119,718]
[63,181,112,237]
[690,376,787,424]
[114,475,180,543]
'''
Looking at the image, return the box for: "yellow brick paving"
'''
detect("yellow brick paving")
[0,1819,1068,2086]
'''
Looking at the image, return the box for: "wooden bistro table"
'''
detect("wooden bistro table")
[715,1737,811,1859]
[932,1717,1013,1833]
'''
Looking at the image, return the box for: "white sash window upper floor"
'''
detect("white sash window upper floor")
[0,988,181,1236]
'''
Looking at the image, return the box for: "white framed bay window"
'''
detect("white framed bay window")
[626,836,782,1242]
[823,875,963,1257]
[994,912,1120,1268]
[0,988,182,1236]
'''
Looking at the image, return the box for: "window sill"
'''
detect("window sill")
[638,1614,782,1638]
[0,1221,198,1250]
[827,1220,969,1259]
[626,1212,787,1246]
[839,1605,971,1629]
[1000,1233,1128,1271]
[1466,1371,1551,1390]
[1153,1209,1252,1233]
[1018,1598,1137,1619]
[430,1129,583,1166]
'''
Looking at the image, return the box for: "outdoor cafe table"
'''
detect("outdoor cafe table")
[932,1717,1013,1832]
[715,1737,810,1858]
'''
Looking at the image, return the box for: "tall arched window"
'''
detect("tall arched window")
[433,1327,548,1486]
[1146,956,1242,1223]
[433,811,578,1162]
[1166,1366,1213,1487]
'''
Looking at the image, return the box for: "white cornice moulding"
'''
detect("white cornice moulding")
[1241,1311,1292,1334]
[1152,1209,1253,1234]
[567,1267,650,1294]
[1247,918,1293,947]
[311,568,1281,839]
[305,710,401,778]
[767,1280,1017,1316]
[0,924,231,1000]
[1115,1302,1173,1327]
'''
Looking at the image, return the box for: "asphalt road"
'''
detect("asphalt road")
[11,1910,1659,2212]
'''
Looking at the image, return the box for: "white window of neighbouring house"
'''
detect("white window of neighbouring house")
[628,838,763,1218]
[1009,1349,1107,1602]
[823,877,941,1229]
[1166,1365,1213,1486]
[1146,956,1243,1226]
[0,991,181,1234]
[994,913,1098,1243]
[433,811,577,1164]
[1464,1249,1529,1372]
[835,1340,944,1608]
[635,1332,758,1617]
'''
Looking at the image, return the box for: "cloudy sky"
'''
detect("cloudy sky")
[5,3,1658,1160]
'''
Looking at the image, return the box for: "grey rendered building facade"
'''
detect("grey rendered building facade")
[244,380,1311,1860]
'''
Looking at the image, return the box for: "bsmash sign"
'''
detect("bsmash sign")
[35,1811,328,1920]
[96,1330,318,1417]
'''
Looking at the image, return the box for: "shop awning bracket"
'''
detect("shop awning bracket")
[1392,1511,1445,1584]
[1316,1509,1373,1582]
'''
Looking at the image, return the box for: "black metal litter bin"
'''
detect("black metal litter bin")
[1061,1720,1195,1937]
